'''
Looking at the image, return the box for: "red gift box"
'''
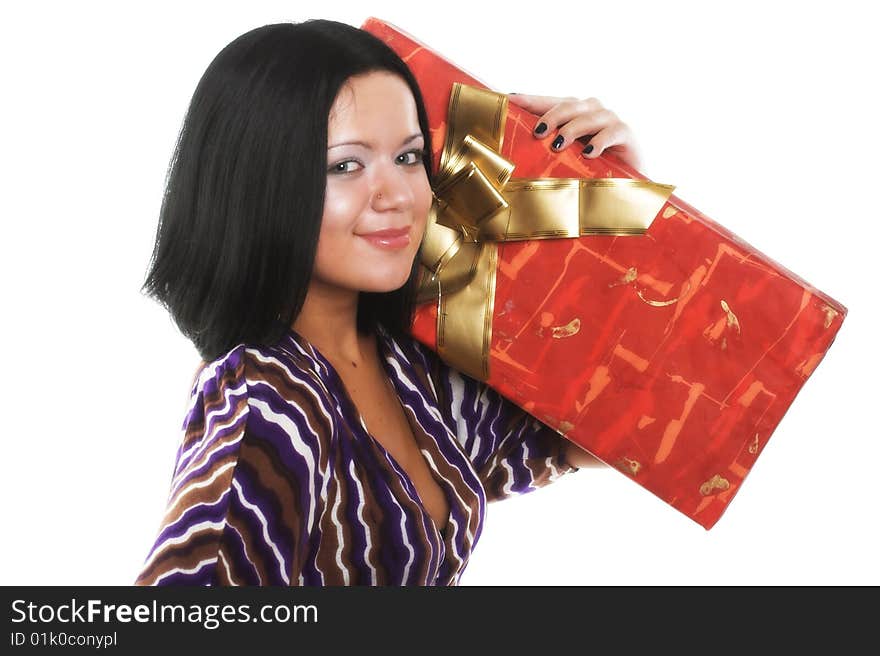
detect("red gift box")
[361,17,848,529]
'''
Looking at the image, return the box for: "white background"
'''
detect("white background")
[2,0,876,586]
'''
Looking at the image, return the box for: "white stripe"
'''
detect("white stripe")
[312,461,332,586]
[166,460,236,520]
[384,489,415,584]
[420,450,467,570]
[217,549,239,586]
[387,357,480,546]
[329,475,351,585]
[250,392,320,510]
[265,341,356,586]
[447,369,474,449]
[498,445,518,498]
[546,456,562,480]
[231,477,290,585]
[348,459,379,584]
[184,344,246,415]
[521,440,535,492]
[176,382,248,474]
[170,430,244,499]
[248,397,319,543]
[244,349,336,432]
[153,557,219,585]
[224,520,262,585]
[140,519,224,572]
[275,336,314,363]
[389,330,440,401]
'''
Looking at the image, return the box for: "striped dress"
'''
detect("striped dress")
[135,322,580,586]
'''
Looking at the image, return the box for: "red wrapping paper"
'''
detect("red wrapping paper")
[361,17,848,529]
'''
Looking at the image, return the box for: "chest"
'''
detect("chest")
[340,368,451,534]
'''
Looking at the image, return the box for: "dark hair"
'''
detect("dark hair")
[141,20,435,362]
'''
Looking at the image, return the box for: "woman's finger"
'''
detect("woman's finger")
[579,122,627,158]
[587,123,644,169]
[512,94,606,139]
[552,110,622,153]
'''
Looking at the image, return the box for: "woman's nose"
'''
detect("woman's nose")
[371,165,413,207]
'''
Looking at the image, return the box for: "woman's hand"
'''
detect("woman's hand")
[508,92,645,171]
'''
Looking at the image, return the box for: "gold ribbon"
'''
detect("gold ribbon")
[417,83,676,381]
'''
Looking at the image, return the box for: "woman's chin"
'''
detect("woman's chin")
[359,254,419,292]
[362,273,412,293]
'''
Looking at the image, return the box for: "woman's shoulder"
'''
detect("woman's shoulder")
[180,336,336,452]
[188,334,324,398]
[188,343,249,395]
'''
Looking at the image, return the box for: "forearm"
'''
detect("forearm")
[563,439,605,468]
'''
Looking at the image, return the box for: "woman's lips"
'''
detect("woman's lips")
[358,227,411,250]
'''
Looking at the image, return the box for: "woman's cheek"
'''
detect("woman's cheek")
[417,179,433,228]
[322,183,360,222]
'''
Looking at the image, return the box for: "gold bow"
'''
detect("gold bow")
[417,83,676,381]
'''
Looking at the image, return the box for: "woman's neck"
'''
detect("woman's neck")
[291,284,374,368]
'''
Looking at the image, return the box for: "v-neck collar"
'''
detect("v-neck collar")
[279,323,456,543]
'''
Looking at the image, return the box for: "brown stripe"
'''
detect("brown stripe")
[201,357,247,417]
[134,529,221,585]
[314,456,354,584]
[351,458,389,584]
[403,399,480,574]
[237,436,307,583]
[364,432,436,584]
[165,451,238,527]
[179,386,248,456]
[223,495,271,585]
[174,426,244,486]
[248,356,334,447]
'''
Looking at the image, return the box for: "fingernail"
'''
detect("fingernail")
[582,144,594,156]
[534,122,547,135]
[552,135,564,149]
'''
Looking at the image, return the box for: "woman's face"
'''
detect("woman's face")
[314,70,432,295]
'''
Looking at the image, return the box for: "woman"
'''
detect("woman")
[135,19,642,586]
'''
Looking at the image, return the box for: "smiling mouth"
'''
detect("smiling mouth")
[359,232,411,250]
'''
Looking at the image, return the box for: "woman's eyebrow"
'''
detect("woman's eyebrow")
[328,133,423,149]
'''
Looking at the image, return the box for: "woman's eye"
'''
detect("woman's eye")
[329,160,361,174]
[398,148,426,165]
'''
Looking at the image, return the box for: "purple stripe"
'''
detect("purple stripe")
[199,387,248,448]
[173,428,243,490]
[384,335,479,578]
[244,392,326,584]
[217,518,261,585]
[197,353,246,404]
[503,424,533,494]
[246,390,322,496]
[392,374,479,580]
[336,432,379,584]
[153,561,216,586]
[338,406,427,585]
[233,457,296,570]
[226,466,289,585]
[153,489,230,548]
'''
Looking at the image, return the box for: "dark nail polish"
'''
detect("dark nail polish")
[535,122,547,135]
[582,144,594,155]
[552,135,564,149]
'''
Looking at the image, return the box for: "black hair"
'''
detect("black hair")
[141,19,435,362]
